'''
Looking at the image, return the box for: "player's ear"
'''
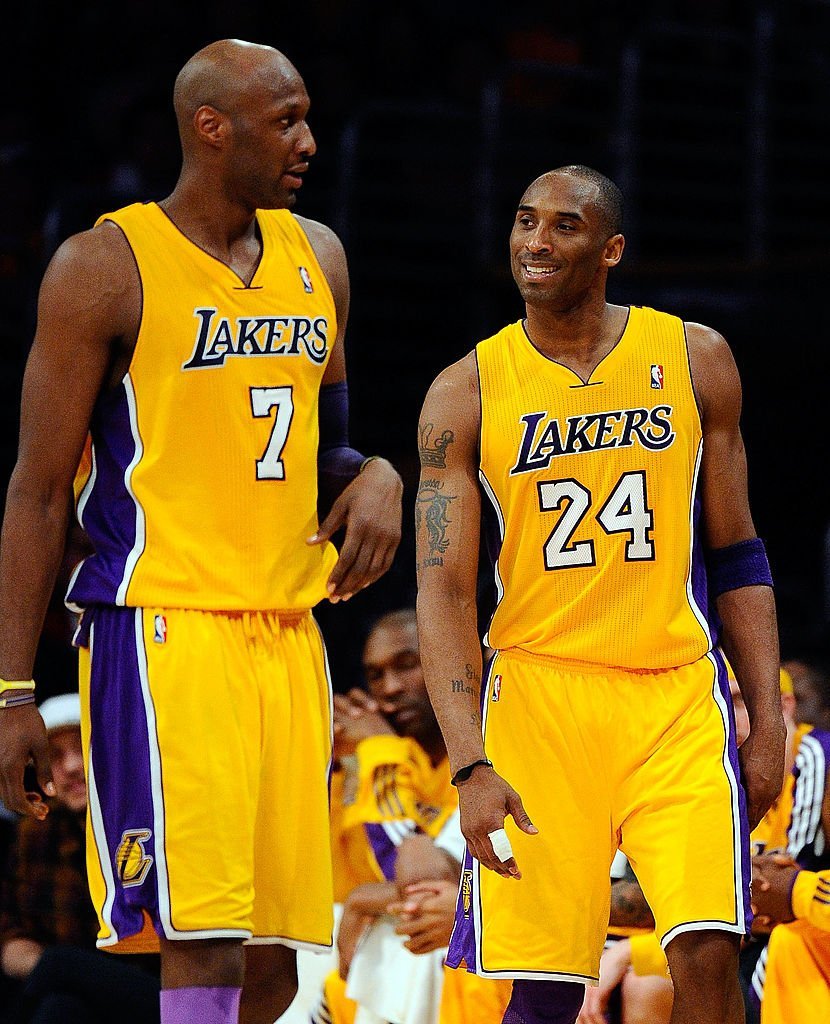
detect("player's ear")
[603,234,625,268]
[193,105,228,149]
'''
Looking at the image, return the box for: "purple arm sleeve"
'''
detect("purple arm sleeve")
[318,381,366,511]
[706,537,774,598]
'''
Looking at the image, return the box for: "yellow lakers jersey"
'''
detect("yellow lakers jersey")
[477,306,710,669]
[331,735,455,901]
[67,202,338,611]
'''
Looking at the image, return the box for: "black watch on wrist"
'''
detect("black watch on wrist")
[451,758,494,786]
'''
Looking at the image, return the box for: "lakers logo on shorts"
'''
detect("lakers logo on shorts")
[115,828,154,888]
[462,868,474,919]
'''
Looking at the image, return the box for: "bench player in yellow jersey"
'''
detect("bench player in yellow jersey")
[0,40,402,1024]
[415,166,784,1024]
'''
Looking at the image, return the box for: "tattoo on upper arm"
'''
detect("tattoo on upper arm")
[419,422,455,469]
[415,479,456,568]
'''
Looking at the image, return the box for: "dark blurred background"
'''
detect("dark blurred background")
[1,0,828,695]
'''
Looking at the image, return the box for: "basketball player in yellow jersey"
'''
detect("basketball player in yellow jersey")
[415,166,785,1024]
[0,40,402,1024]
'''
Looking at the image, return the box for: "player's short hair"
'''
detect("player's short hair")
[552,164,623,237]
[368,607,418,638]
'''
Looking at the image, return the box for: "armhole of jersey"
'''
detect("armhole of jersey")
[97,216,145,389]
[474,345,484,472]
[288,214,339,339]
[680,319,704,435]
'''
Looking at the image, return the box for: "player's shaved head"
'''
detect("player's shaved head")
[527,165,623,237]
[173,39,301,141]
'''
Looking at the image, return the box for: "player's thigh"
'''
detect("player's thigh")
[473,654,618,978]
[618,653,749,947]
[250,613,334,946]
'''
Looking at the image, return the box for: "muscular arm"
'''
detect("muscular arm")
[687,323,785,829]
[0,224,137,816]
[298,215,402,598]
[416,356,535,879]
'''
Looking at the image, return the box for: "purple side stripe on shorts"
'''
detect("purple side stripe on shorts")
[712,647,752,930]
[88,606,162,942]
[445,846,478,972]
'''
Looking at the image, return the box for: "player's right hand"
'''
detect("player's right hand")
[332,689,395,757]
[0,704,55,819]
[456,766,537,879]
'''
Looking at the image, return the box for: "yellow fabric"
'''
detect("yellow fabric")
[629,932,669,977]
[81,608,333,952]
[477,307,707,670]
[438,966,512,1023]
[792,869,830,930]
[760,920,830,1023]
[317,970,357,1024]
[344,735,454,834]
[751,723,813,852]
[73,201,338,611]
[331,736,456,901]
[468,651,745,981]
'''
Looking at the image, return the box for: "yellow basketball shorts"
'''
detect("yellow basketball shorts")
[446,649,750,982]
[76,606,334,953]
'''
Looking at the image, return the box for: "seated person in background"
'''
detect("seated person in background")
[316,610,510,1024]
[749,650,830,1024]
[0,693,159,1024]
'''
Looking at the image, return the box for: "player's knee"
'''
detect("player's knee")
[665,929,740,990]
[243,945,298,1022]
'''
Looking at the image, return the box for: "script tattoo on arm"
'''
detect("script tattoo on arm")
[609,880,655,930]
[415,479,456,569]
[419,422,455,469]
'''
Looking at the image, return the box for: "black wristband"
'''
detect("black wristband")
[451,758,494,786]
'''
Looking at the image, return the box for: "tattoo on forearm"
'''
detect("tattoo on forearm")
[609,881,655,930]
[415,479,456,565]
[452,679,475,695]
[419,422,455,469]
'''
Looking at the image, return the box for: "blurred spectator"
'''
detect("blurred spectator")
[0,693,159,1023]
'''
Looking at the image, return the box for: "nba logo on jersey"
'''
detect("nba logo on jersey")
[298,266,314,293]
[153,614,167,645]
[650,364,664,389]
[492,674,502,702]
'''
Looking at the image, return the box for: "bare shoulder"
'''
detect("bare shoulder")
[684,320,741,424]
[42,221,139,321]
[420,352,480,457]
[294,214,345,267]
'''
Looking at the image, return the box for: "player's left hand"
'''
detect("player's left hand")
[738,720,786,832]
[751,853,799,928]
[308,457,402,600]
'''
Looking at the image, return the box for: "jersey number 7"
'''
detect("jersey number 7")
[250,386,294,480]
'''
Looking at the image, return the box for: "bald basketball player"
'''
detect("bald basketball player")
[0,40,402,1024]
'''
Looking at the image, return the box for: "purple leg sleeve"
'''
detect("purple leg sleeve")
[160,986,241,1024]
[502,979,584,1024]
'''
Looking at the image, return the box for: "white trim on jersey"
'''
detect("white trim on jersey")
[479,469,505,649]
[76,440,97,529]
[116,375,146,605]
[787,734,827,859]
[685,440,712,649]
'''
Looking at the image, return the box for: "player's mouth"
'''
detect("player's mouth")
[521,262,560,279]
[282,164,308,189]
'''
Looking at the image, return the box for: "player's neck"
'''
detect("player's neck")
[524,300,628,380]
[160,176,259,253]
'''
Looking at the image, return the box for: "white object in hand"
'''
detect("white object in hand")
[488,828,514,863]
